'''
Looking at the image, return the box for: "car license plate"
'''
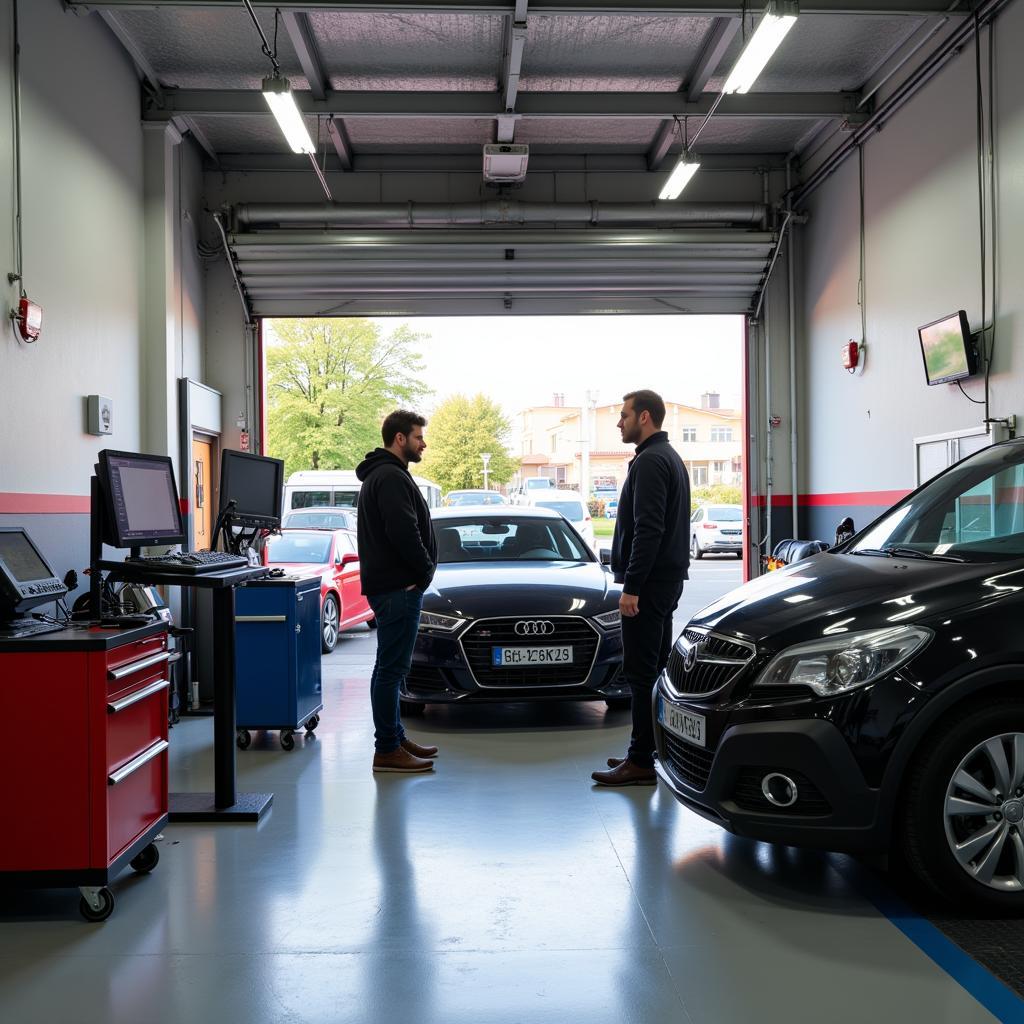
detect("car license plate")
[658,697,705,748]
[721,529,741,535]
[492,646,574,666]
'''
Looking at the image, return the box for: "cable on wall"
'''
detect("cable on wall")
[856,143,866,366]
[7,0,26,305]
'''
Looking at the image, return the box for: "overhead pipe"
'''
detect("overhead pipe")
[233,201,768,229]
[245,283,756,296]
[787,158,799,541]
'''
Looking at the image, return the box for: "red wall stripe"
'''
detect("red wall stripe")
[0,493,91,514]
[751,489,913,508]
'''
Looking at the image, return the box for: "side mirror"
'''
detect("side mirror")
[599,548,612,566]
[340,552,360,567]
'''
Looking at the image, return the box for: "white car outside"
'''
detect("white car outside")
[690,504,744,559]
[525,490,595,550]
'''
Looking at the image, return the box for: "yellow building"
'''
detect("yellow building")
[514,393,742,494]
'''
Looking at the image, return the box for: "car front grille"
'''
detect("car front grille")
[665,628,755,700]
[405,664,456,695]
[460,616,599,687]
[661,732,716,792]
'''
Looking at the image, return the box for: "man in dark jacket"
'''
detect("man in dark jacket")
[356,409,439,773]
[591,389,690,786]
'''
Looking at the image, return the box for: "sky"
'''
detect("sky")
[372,315,744,420]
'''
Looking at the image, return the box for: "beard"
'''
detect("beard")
[404,440,422,463]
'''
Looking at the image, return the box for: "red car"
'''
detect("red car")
[263,528,375,652]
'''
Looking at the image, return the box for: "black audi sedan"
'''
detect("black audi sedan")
[402,507,628,711]
[655,437,1024,912]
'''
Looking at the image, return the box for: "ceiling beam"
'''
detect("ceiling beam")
[69,1,974,17]
[326,116,353,169]
[500,0,529,117]
[98,11,165,104]
[281,11,328,100]
[145,89,862,119]
[685,15,740,100]
[646,121,676,171]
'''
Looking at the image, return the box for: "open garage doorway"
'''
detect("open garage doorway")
[259,313,747,629]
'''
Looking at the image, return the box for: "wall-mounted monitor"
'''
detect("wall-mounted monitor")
[97,450,186,548]
[219,450,284,529]
[918,310,978,386]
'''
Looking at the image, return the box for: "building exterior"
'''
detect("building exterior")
[514,393,742,495]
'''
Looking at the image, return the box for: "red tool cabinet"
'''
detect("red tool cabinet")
[0,622,170,921]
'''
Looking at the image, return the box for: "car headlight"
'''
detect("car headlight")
[753,625,932,697]
[418,611,466,633]
[593,609,622,629]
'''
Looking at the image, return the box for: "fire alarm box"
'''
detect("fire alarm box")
[842,340,860,370]
[14,297,42,341]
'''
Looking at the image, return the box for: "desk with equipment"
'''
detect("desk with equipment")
[90,448,272,822]
[0,528,169,922]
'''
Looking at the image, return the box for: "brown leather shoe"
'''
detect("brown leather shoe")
[591,759,656,787]
[372,747,434,773]
[606,757,625,769]
[401,738,439,758]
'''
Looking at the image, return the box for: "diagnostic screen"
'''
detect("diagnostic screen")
[920,313,971,385]
[0,532,52,582]
[106,454,183,542]
[220,451,283,526]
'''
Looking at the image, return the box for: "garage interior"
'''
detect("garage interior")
[1,0,1023,1020]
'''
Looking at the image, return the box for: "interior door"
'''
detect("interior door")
[192,437,213,550]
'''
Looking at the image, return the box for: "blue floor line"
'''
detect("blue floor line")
[837,862,1024,1024]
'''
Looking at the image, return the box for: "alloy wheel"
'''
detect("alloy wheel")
[943,731,1024,891]
[322,597,339,651]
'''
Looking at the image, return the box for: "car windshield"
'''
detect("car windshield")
[535,500,585,521]
[284,512,353,529]
[266,534,332,564]
[709,507,742,521]
[849,443,1024,563]
[434,517,592,563]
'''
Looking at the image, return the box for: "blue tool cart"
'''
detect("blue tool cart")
[235,574,323,750]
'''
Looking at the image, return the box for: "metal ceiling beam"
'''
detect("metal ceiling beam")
[69,2,973,17]
[281,11,328,99]
[326,116,353,169]
[500,0,529,125]
[146,90,860,119]
[685,15,740,100]
[646,120,677,172]
[98,11,164,104]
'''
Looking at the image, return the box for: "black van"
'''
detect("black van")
[654,437,1024,912]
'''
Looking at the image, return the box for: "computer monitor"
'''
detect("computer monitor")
[219,450,284,529]
[0,528,67,619]
[918,310,978,386]
[97,450,186,548]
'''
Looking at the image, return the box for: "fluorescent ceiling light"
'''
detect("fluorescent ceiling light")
[659,157,701,200]
[722,1,799,95]
[262,76,315,155]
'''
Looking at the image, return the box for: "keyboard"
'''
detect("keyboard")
[122,550,249,575]
[0,618,65,640]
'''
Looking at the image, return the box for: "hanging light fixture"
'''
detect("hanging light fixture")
[722,0,799,95]
[660,117,700,201]
[262,76,315,155]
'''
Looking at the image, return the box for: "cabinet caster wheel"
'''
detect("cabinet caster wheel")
[130,843,160,874]
[305,715,319,732]
[280,730,295,751]
[79,887,115,923]
[236,729,252,750]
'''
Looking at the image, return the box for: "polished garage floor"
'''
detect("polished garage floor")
[0,562,1013,1023]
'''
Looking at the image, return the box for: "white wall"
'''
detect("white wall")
[796,2,1024,538]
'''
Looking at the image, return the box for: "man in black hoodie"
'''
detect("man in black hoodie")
[356,410,439,773]
[591,390,690,787]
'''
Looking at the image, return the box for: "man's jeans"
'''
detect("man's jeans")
[367,588,424,753]
[622,578,685,769]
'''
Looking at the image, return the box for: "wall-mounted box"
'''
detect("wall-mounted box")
[87,395,113,435]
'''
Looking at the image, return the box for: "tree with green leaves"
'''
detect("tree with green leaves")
[420,394,518,494]
[266,318,429,476]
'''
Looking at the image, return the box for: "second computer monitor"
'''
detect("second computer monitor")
[98,450,186,548]
[219,450,284,528]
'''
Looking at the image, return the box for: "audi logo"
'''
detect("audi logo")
[514,620,555,636]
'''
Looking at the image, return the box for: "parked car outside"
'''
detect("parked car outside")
[604,498,619,519]
[444,490,509,507]
[281,506,358,531]
[512,477,555,504]
[263,528,374,652]
[525,489,596,550]
[655,436,1024,912]
[402,507,628,713]
[690,504,744,559]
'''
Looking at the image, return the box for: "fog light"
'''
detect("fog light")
[761,772,799,808]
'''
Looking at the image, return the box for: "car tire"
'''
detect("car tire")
[690,535,704,560]
[321,594,340,653]
[897,699,1024,913]
[605,697,632,711]
[735,551,743,560]
[399,698,425,717]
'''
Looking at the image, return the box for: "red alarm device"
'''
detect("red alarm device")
[14,296,42,341]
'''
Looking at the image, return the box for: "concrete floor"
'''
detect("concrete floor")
[0,560,1002,1023]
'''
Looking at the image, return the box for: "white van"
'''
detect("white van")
[524,489,595,550]
[283,470,442,513]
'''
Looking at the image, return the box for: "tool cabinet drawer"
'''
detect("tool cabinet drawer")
[106,678,169,773]
[107,739,168,861]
